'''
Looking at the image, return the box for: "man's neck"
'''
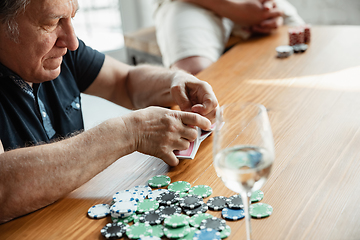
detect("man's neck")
[26,82,33,88]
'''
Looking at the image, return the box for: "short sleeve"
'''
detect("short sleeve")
[63,39,105,92]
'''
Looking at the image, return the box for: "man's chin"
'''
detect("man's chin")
[43,65,61,81]
[31,66,61,83]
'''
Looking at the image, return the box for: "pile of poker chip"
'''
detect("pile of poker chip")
[276,24,311,58]
[87,174,273,239]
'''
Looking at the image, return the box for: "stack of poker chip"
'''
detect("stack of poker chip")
[179,194,208,216]
[163,213,192,238]
[87,174,275,239]
[110,201,138,219]
[289,24,311,46]
[110,187,151,223]
[289,27,302,46]
[303,24,311,43]
[276,45,294,58]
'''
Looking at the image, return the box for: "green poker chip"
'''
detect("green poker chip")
[164,213,190,228]
[249,203,273,218]
[168,181,191,193]
[133,214,142,223]
[250,190,264,203]
[150,224,164,238]
[111,213,135,224]
[126,222,153,239]
[148,175,171,188]
[189,213,213,228]
[164,224,191,239]
[179,227,198,240]
[136,199,160,213]
[188,185,213,198]
[220,224,231,239]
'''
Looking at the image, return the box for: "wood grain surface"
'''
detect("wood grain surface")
[1,25,360,240]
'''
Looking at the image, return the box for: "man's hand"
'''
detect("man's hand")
[123,107,211,166]
[170,71,218,123]
[252,16,284,34]
[251,1,284,34]
[218,0,283,26]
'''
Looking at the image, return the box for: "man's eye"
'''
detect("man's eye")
[49,21,59,27]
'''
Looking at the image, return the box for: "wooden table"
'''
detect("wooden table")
[1,25,360,240]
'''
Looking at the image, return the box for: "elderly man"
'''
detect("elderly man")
[0,0,218,223]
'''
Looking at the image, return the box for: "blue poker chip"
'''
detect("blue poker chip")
[193,228,221,240]
[221,207,245,220]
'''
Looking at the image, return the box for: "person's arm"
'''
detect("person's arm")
[0,57,217,223]
[0,105,211,223]
[84,56,218,121]
[179,0,283,26]
[0,118,133,223]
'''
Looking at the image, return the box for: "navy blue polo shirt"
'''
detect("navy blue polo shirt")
[0,39,105,151]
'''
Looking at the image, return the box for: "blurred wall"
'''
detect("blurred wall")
[119,0,156,34]
[288,0,360,25]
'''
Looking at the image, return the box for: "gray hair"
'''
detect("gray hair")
[0,0,31,42]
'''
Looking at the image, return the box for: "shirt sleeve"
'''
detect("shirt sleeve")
[65,38,106,92]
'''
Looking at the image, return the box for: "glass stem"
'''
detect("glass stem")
[240,191,252,240]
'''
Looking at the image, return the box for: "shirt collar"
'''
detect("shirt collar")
[0,62,35,99]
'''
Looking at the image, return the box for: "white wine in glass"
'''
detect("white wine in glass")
[213,102,275,240]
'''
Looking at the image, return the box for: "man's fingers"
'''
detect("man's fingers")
[265,8,283,20]
[191,94,218,115]
[170,85,192,112]
[263,1,273,10]
[202,107,217,124]
[180,112,211,131]
[261,16,283,28]
[252,25,273,34]
[161,152,180,167]
[181,126,198,142]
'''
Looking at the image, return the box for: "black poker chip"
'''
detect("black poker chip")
[156,191,180,206]
[206,196,228,211]
[226,195,244,209]
[100,222,127,239]
[158,205,182,217]
[183,202,208,216]
[179,194,203,209]
[139,209,164,225]
[292,43,308,53]
[199,217,226,231]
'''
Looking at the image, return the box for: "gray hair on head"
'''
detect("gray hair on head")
[0,0,31,42]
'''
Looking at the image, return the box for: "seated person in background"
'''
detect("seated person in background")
[0,0,218,223]
[154,0,305,74]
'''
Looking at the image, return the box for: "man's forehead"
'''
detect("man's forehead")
[29,0,79,18]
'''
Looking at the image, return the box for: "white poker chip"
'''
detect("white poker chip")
[110,201,137,217]
[276,45,294,58]
[147,189,169,200]
[131,185,153,197]
[113,190,142,202]
[87,203,110,219]
[110,210,133,219]
[129,185,152,201]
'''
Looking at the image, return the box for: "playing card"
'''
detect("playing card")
[174,127,201,159]
[175,123,217,159]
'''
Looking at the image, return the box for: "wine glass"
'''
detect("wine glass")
[213,102,275,240]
